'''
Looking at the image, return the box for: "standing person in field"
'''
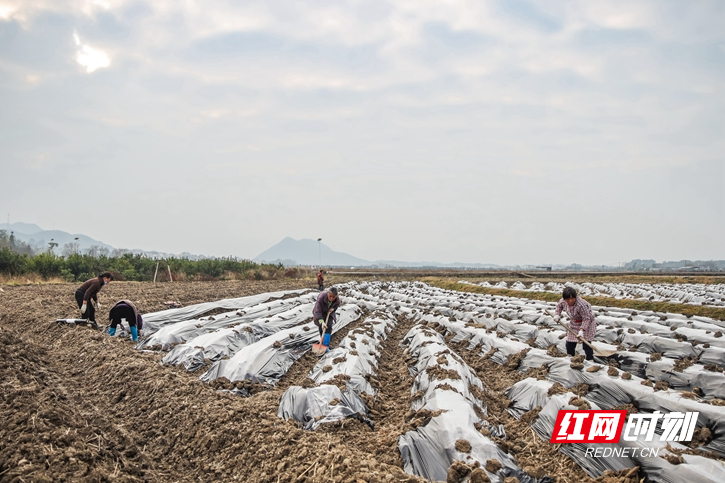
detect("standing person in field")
[75,272,112,322]
[317,269,325,291]
[313,286,340,350]
[108,300,143,342]
[554,287,597,361]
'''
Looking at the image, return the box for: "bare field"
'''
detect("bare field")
[1,278,721,482]
[0,279,431,483]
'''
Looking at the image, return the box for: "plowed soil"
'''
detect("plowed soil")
[0,280,620,483]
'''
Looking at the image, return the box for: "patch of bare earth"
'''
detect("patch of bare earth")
[0,280,419,482]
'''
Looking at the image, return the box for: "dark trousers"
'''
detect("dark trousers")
[75,290,95,322]
[109,305,137,329]
[566,341,594,361]
[315,318,333,337]
[318,282,324,291]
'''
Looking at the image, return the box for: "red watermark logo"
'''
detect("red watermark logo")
[550,410,627,443]
[550,410,699,444]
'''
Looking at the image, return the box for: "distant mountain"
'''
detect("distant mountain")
[18,230,114,254]
[3,223,115,254]
[255,237,370,266]
[3,222,45,235]
[255,237,505,268]
[2,222,207,259]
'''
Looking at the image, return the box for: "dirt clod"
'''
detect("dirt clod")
[447,460,471,483]
[673,356,697,372]
[568,397,591,410]
[470,468,491,483]
[484,459,502,473]
[524,466,545,479]
[689,427,712,448]
[653,380,670,391]
[455,439,471,453]
[547,382,567,396]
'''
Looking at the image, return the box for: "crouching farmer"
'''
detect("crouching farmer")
[313,286,340,350]
[554,287,597,361]
[108,300,143,342]
[75,272,112,322]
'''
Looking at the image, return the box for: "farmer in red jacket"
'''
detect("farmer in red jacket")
[317,269,325,291]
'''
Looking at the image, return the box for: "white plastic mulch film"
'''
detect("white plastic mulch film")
[392,281,725,482]
[307,310,397,395]
[278,307,399,430]
[277,385,372,430]
[459,280,725,308]
[398,325,536,483]
[161,294,318,371]
[200,303,362,385]
[141,289,312,331]
[133,280,725,482]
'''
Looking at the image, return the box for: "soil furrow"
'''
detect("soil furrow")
[425,320,598,483]
[315,314,420,469]
[275,308,370,392]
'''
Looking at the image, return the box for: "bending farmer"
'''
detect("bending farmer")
[75,272,112,322]
[108,300,143,342]
[312,286,340,349]
[554,287,597,360]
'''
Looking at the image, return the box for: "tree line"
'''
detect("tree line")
[0,230,300,282]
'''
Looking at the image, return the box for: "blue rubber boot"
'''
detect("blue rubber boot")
[322,333,331,350]
[108,326,116,336]
[130,326,139,342]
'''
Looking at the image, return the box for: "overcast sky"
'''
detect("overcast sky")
[1,0,723,265]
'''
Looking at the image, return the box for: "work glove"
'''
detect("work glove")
[577,329,584,338]
[318,319,325,326]
[81,303,87,314]
[553,315,560,322]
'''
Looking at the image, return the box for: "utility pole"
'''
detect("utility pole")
[317,238,322,268]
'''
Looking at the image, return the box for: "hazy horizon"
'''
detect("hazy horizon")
[1,1,723,266]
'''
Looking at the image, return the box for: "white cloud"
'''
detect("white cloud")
[0,4,17,19]
[73,31,110,73]
[1,1,724,263]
